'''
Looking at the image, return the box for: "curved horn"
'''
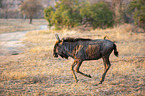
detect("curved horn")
[55,34,60,42]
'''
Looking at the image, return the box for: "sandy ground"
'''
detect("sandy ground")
[0,31,26,55]
[0,25,48,61]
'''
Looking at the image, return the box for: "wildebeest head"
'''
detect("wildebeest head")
[53,34,68,59]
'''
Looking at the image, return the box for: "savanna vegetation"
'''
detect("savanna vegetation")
[44,0,114,29]
[0,0,145,95]
[44,0,145,30]
[0,23,145,95]
[129,0,145,30]
[20,0,43,24]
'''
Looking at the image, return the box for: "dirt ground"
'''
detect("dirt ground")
[0,24,145,95]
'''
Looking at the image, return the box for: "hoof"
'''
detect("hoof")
[99,82,102,84]
[75,80,78,83]
[88,75,92,78]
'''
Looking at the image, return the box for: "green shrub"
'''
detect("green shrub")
[44,1,114,29]
[44,0,81,29]
[80,2,114,29]
[44,6,55,27]
[129,0,145,30]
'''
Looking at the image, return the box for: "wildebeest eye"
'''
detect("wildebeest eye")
[57,43,62,47]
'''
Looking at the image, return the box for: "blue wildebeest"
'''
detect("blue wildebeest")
[53,34,118,84]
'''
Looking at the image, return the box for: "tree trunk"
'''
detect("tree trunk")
[5,10,8,19]
[29,16,33,24]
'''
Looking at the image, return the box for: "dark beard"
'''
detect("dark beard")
[59,52,68,59]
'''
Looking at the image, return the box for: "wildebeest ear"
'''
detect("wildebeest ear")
[55,34,60,42]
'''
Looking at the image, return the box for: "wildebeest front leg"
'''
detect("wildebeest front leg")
[75,60,92,78]
[99,57,111,84]
[71,61,78,82]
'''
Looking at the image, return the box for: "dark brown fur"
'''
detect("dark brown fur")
[62,37,91,42]
[53,36,118,84]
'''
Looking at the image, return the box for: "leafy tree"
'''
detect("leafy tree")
[80,2,114,28]
[44,0,114,29]
[59,0,79,8]
[44,6,55,27]
[1,0,13,18]
[20,0,42,24]
[44,0,81,29]
[129,0,145,30]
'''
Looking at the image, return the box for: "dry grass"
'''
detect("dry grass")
[0,24,145,95]
[0,19,47,34]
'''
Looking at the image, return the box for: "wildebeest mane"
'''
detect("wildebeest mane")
[62,37,91,42]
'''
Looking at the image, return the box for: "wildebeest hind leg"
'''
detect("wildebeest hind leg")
[75,60,91,78]
[71,61,78,82]
[99,56,111,84]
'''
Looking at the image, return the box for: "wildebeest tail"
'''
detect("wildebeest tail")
[113,44,118,57]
